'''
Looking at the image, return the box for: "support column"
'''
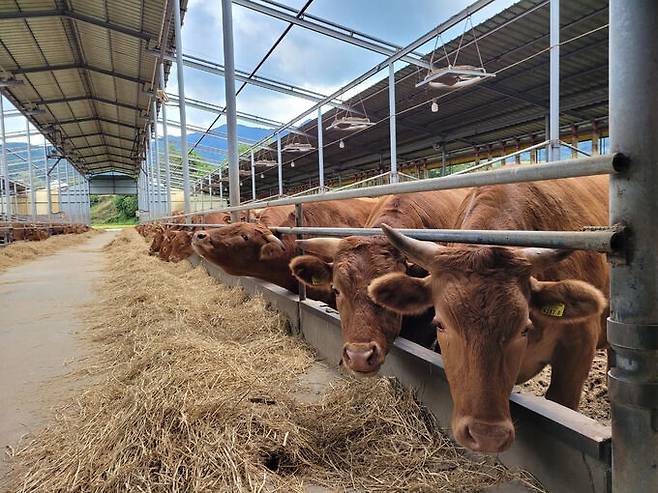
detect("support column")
[64,160,71,221]
[219,166,223,205]
[0,94,11,219]
[591,120,600,156]
[549,0,560,161]
[152,108,161,217]
[172,0,190,214]
[158,64,172,214]
[44,143,52,221]
[388,63,398,183]
[26,119,36,221]
[608,1,658,491]
[55,159,62,219]
[317,107,325,191]
[208,175,213,209]
[276,132,283,196]
[75,168,83,223]
[221,0,241,221]
[250,150,256,201]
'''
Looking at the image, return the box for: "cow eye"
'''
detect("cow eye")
[241,234,249,241]
[521,322,533,337]
[332,287,341,296]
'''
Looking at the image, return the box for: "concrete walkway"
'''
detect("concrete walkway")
[0,230,117,480]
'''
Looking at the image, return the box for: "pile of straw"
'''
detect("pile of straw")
[0,230,100,273]
[5,229,541,492]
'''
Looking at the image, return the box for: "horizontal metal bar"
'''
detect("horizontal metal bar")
[234,0,431,69]
[155,223,621,253]
[169,155,622,216]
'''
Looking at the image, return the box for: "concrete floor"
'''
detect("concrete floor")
[0,230,117,480]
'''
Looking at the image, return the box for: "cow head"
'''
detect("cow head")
[368,225,606,453]
[191,223,286,275]
[290,236,427,376]
[168,231,194,262]
[158,230,176,261]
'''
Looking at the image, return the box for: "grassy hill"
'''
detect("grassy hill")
[90,195,138,226]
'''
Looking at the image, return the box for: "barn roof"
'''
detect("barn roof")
[0,0,187,177]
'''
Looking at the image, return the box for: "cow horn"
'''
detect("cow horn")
[381,223,441,269]
[264,234,284,247]
[296,238,341,260]
[521,248,572,272]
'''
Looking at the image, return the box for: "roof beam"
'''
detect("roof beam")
[12,64,150,85]
[36,95,142,112]
[66,132,135,143]
[150,51,354,112]
[233,0,431,69]
[164,94,310,136]
[57,117,142,129]
[77,144,135,154]
[0,9,151,42]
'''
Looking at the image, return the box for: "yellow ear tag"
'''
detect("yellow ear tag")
[311,276,323,286]
[541,303,565,317]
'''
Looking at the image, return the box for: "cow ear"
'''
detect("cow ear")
[259,234,286,260]
[368,273,433,315]
[290,255,333,290]
[405,262,428,278]
[529,278,607,323]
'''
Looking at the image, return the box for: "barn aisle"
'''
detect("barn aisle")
[0,230,118,479]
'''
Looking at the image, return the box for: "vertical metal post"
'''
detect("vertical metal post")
[55,159,61,219]
[549,0,560,161]
[219,166,223,204]
[152,106,161,217]
[388,62,398,184]
[64,160,71,221]
[250,150,256,201]
[26,119,36,221]
[591,121,600,156]
[0,94,11,219]
[608,1,658,491]
[44,143,52,221]
[158,64,172,214]
[441,144,447,176]
[295,203,306,303]
[276,132,283,195]
[208,174,213,209]
[221,0,241,222]
[75,168,83,223]
[172,0,190,214]
[317,107,325,192]
[144,161,151,220]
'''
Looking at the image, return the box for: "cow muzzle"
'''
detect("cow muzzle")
[454,417,514,453]
[342,342,383,376]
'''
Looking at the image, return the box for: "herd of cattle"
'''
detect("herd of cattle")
[1,222,91,242]
[137,174,609,454]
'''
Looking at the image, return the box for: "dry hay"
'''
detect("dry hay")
[519,350,610,425]
[0,230,100,273]
[5,228,542,492]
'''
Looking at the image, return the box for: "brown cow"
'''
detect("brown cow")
[256,205,295,227]
[158,230,177,261]
[148,226,167,255]
[191,199,376,296]
[368,176,609,453]
[289,190,468,376]
[168,231,194,262]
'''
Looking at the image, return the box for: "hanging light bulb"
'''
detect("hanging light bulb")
[260,173,265,179]
[339,139,345,149]
[431,99,439,113]
[290,160,295,168]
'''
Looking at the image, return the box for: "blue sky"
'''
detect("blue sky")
[3,0,518,143]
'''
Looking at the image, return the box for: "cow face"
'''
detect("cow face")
[168,231,194,262]
[290,236,425,376]
[368,225,606,453]
[158,231,176,261]
[191,223,286,275]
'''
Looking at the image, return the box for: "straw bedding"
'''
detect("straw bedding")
[5,229,542,492]
[519,350,610,425]
[0,230,100,273]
